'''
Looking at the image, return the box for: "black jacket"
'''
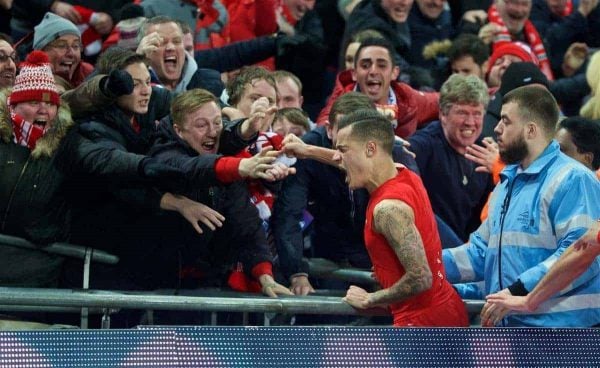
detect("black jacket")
[0,89,74,287]
[0,90,74,244]
[148,125,272,286]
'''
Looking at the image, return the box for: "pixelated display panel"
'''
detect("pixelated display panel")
[1,327,599,367]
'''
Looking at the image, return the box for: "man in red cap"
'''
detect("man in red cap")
[485,41,538,90]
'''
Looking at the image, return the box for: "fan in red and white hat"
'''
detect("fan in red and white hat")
[8,50,60,150]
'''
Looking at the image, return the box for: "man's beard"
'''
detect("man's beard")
[499,134,528,164]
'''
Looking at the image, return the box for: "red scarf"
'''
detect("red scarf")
[278,1,298,27]
[488,4,554,81]
[9,103,46,150]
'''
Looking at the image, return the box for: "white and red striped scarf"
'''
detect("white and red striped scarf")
[488,4,554,81]
[9,102,46,150]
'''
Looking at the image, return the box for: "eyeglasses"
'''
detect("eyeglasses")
[0,51,17,64]
[48,41,82,53]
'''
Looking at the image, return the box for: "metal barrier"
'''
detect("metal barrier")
[0,234,120,328]
[0,287,485,328]
[307,258,377,285]
[0,235,484,329]
[0,234,118,265]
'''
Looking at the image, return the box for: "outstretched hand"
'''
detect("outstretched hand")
[478,23,502,45]
[247,97,277,133]
[465,137,499,173]
[177,195,225,235]
[480,288,512,326]
[485,292,532,313]
[265,161,296,181]
[239,146,278,179]
[281,133,309,159]
[136,31,163,58]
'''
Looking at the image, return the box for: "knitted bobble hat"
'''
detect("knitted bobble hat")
[9,51,60,106]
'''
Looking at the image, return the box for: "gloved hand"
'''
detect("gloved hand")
[275,33,308,58]
[100,69,134,98]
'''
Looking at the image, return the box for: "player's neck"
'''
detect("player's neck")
[366,159,398,193]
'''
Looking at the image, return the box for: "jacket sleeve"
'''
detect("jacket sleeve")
[61,75,114,120]
[57,126,144,181]
[453,281,486,300]
[412,89,440,127]
[194,36,277,72]
[443,219,490,283]
[550,73,590,112]
[151,149,222,190]
[516,170,600,294]
[12,0,54,26]
[219,119,256,155]
[57,127,165,211]
[271,159,311,279]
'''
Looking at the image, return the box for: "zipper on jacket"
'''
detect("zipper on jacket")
[1,157,31,232]
[497,178,515,326]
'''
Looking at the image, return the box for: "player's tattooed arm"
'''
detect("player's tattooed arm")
[369,199,433,306]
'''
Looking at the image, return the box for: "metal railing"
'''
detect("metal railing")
[0,234,484,328]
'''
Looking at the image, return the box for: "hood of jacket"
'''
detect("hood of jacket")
[0,88,74,159]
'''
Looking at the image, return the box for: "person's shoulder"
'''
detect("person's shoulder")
[409,121,441,142]
[302,127,329,147]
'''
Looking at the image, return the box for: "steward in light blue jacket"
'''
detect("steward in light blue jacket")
[444,141,600,327]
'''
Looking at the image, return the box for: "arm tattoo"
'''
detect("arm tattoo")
[370,200,433,306]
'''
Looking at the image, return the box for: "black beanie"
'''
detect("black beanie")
[499,62,550,96]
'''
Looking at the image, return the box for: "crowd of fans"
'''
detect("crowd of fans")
[0,0,599,328]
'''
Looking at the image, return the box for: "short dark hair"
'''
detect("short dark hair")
[503,85,559,138]
[226,66,276,107]
[354,37,397,68]
[275,107,310,132]
[559,117,600,170]
[447,33,489,66]
[138,16,181,43]
[337,109,394,155]
[171,88,219,128]
[273,70,302,94]
[96,46,147,74]
[329,92,375,126]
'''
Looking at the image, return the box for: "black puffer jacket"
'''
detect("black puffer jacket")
[0,89,74,244]
[0,89,74,287]
[149,126,272,285]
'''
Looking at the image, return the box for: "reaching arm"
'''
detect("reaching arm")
[281,134,340,167]
[487,223,600,312]
[344,199,432,308]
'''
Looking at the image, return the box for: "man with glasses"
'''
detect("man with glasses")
[33,12,93,89]
[0,37,16,88]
